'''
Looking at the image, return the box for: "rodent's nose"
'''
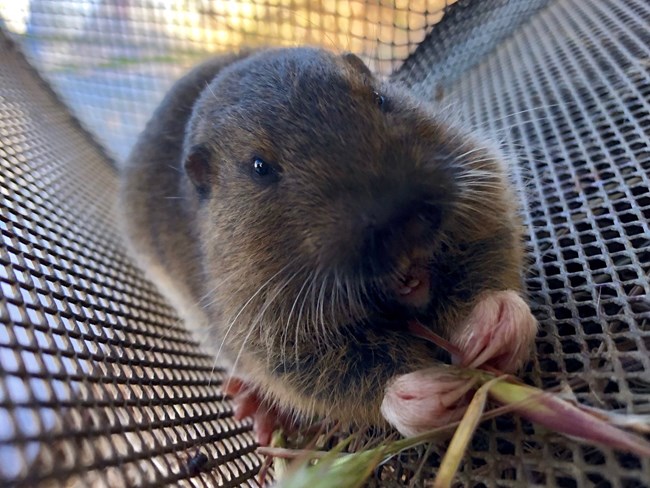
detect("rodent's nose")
[359,198,442,274]
[363,199,441,235]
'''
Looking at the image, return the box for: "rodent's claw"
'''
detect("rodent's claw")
[225,377,293,446]
[452,290,538,373]
[253,406,281,447]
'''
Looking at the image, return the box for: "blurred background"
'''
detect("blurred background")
[0,0,455,163]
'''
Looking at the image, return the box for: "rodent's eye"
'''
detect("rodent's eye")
[251,157,281,185]
[253,158,269,176]
[373,91,386,110]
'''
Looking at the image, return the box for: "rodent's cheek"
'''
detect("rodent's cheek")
[299,229,320,257]
[450,290,538,373]
[297,212,362,269]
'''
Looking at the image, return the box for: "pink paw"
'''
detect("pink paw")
[224,378,294,446]
[382,291,537,437]
[381,367,474,437]
[451,290,537,373]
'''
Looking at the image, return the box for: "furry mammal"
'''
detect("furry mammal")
[120,47,536,441]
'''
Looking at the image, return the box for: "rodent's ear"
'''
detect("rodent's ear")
[184,144,212,198]
[342,52,372,78]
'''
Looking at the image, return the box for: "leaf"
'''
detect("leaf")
[434,376,505,488]
[271,430,289,479]
[272,366,650,488]
[487,380,650,458]
[274,445,385,488]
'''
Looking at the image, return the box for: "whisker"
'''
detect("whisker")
[213,263,292,366]
[226,269,300,385]
[317,274,329,347]
[295,272,318,370]
[282,267,311,373]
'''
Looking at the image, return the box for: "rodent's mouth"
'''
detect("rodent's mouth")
[390,262,432,309]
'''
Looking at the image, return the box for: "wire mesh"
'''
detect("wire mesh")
[0,0,649,487]
[0,0,463,163]
[379,0,650,485]
[0,31,264,487]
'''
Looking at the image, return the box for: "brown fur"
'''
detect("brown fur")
[120,47,524,427]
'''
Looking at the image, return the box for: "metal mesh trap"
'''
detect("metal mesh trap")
[1,0,649,486]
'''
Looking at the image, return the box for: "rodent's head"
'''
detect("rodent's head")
[183,48,523,419]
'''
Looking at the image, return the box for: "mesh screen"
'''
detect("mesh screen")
[1,0,649,487]
[0,0,465,163]
[0,33,264,487]
[378,0,650,485]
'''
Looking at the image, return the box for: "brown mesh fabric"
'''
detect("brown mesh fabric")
[1,0,650,487]
[0,34,263,487]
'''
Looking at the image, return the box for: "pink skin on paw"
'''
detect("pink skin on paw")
[224,378,294,446]
[450,290,538,373]
[381,367,476,437]
[381,290,537,437]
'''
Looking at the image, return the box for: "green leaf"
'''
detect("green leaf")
[275,445,386,488]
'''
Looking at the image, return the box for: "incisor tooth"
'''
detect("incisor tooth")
[399,286,413,295]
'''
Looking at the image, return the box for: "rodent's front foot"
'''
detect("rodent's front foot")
[381,367,474,437]
[382,290,537,437]
[451,290,538,373]
[224,377,294,446]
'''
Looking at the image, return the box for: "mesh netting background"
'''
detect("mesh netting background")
[1,0,649,486]
[1,0,472,163]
